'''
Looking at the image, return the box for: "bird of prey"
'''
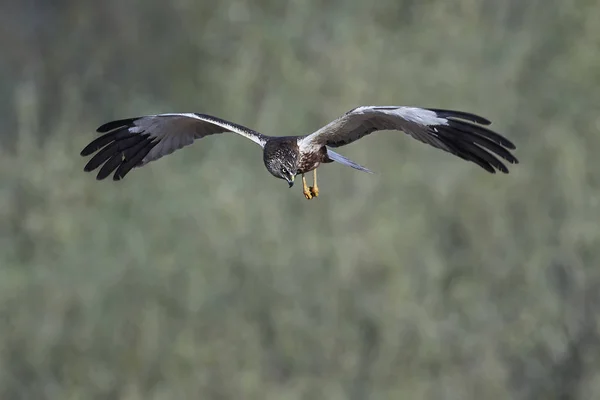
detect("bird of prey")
[80,106,518,199]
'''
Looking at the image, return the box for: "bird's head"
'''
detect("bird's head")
[263,140,299,188]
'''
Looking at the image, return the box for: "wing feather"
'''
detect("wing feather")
[113,140,159,180]
[299,106,518,174]
[81,113,267,180]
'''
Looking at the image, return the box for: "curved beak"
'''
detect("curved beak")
[287,174,295,188]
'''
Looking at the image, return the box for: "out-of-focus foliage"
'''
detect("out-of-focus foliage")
[1,0,599,398]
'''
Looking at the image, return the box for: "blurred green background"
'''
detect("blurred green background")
[1,0,600,399]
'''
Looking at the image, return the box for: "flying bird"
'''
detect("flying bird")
[80,106,518,199]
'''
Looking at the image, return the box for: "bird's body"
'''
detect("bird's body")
[261,136,334,174]
[80,106,519,199]
[296,144,331,174]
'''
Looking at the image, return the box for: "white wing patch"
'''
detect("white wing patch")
[351,106,448,126]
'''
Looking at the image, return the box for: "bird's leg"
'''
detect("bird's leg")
[309,168,319,197]
[302,173,313,200]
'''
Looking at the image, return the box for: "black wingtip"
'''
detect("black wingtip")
[96,118,139,133]
[81,126,156,181]
[427,108,492,126]
[503,140,517,151]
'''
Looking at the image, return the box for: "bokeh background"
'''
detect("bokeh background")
[1,1,600,399]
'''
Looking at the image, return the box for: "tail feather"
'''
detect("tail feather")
[326,148,373,174]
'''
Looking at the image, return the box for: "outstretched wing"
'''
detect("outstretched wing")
[80,113,267,180]
[299,106,518,173]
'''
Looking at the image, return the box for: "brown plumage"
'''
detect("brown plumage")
[297,146,332,174]
[80,106,518,199]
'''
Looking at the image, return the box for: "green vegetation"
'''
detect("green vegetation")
[1,0,599,398]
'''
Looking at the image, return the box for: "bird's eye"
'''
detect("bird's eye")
[281,167,288,174]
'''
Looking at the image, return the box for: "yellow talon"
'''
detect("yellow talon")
[310,169,319,198]
[302,174,313,200]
